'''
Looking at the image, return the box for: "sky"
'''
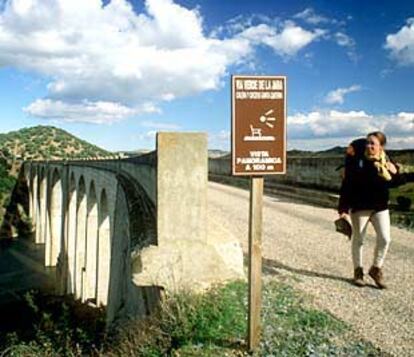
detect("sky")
[0,0,413,152]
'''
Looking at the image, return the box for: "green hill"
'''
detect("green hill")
[0,126,112,162]
[0,126,114,221]
[0,157,15,203]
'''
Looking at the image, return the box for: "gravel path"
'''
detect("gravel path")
[208,181,414,356]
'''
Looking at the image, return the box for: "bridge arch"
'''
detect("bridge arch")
[75,176,87,299]
[66,173,77,294]
[97,189,110,306]
[85,180,98,303]
[47,168,63,267]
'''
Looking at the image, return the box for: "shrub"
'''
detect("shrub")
[396,196,412,211]
[0,279,383,356]
[109,281,247,356]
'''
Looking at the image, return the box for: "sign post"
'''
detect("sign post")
[231,75,287,351]
[248,175,263,349]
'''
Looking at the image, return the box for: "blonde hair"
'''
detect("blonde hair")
[367,131,387,146]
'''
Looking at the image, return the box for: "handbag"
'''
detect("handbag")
[334,216,352,240]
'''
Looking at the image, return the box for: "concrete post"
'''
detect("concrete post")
[132,132,244,292]
[156,132,207,245]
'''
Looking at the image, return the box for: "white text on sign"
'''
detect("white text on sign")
[235,79,284,101]
[236,79,284,91]
[236,150,282,172]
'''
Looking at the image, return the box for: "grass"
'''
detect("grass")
[0,279,383,356]
[389,183,414,230]
[390,183,414,208]
[107,281,247,356]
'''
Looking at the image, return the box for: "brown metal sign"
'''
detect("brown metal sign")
[231,75,287,176]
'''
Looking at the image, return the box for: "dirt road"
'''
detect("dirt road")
[208,181,414,356]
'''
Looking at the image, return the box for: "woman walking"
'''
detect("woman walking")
[338,131,414,288]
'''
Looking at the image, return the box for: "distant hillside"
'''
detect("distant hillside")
[0,157,15,203]
[206,148,346,158]
[208,150,229,159]
[209,146,414,165]
[317,146,346,155]
[0,126,112,162]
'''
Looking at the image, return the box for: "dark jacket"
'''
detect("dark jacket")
[338,156,414,214]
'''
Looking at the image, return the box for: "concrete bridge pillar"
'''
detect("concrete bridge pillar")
[84,182,98,303]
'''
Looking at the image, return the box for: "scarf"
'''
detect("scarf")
[365,150,392,181]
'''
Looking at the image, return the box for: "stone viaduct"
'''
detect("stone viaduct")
[20,133,244,326]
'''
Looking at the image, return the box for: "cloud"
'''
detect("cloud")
[385,18,414,66]
[1,0,359,125]
[288,110,373,140]
[288,110,414,142]
[209,111,414,151]
[210,14,275,38]
[0,0,247,122]
[0,0,332,124]
[240,21,326,57]
[293,9,357,61]
[208,130,230,150]
[334,32,357,61]
[383,112,414,136]
[293,8,330,25]
[23,99,158,124]
[335,32,354,47]
[134,130,158,148]
[389,136,414,149]
[324,85,361,105]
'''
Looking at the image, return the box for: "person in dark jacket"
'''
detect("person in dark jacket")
[338,131,414,288]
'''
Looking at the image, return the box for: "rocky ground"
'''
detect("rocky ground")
[208,181,414,356]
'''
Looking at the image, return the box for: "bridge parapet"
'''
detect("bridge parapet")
[20,132,244,325]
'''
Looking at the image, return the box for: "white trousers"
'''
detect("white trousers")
[350,209,391,269]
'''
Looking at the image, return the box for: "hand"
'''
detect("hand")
[386,161,398,174]
[339,212,349,219]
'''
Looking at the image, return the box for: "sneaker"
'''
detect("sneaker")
[353,267,365,287]
[368,266,387,289]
